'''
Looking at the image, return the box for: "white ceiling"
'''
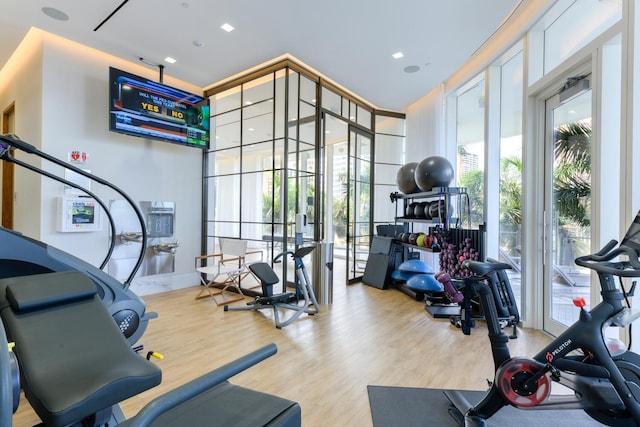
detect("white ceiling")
[0,0,520,111]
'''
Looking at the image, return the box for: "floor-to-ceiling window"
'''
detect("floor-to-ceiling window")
[445,0,622,335]
[528,0,621,336]
[544,83,592,336]
[498,46,524,315]
[455,75,485,229]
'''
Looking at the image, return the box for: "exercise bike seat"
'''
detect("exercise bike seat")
[463,260,512,277]
[0,271,162,427]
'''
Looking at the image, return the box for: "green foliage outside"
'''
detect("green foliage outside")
[262,170,315,235]
[458,120,591,262]
[495,120,592,261]
[333,162,370,245]
[458,169,484,228]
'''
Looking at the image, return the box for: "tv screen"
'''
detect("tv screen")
[109,67,210,149]
[621,210,640,253]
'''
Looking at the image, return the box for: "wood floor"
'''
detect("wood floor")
[12,274,552,426]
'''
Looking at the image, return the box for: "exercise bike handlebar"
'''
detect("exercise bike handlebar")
[575,239,640,277]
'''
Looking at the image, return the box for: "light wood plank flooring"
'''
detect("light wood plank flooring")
[12,275,551,426]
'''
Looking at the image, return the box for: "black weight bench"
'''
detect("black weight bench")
[0,271,301,427]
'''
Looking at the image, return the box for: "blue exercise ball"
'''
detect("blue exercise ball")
[398,259,434,274]
[391,270,417,282]
[396,162,420,194]
[414,156,454,192]
[406,274,444,292]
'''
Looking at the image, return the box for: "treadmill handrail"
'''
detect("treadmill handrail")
[0,134,147,286]
[0,317,12,427]
[124,344,278,427]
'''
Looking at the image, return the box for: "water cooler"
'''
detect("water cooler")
[108,200,179,281]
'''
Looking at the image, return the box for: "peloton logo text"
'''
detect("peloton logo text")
[546,339,572,362]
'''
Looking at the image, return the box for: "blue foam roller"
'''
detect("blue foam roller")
[406,273,444,292]
[398,259,434,274]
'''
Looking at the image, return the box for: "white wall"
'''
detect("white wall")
[0,29,204,277]
[0,29,44,238]
[405,84,453,164]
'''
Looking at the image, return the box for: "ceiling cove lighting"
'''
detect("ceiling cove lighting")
[392,52,404,59]
[221,23,235,32]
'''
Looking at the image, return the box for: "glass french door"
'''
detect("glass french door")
[323,114,348,285]
[346,127,372,283]
[322,111,373,285]
[543,79,592,336]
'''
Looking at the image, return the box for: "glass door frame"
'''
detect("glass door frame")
[346,125,374,284]
[543,79,592,337]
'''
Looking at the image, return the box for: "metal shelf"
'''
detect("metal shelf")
[394,241,441,253]
[395,217,443,224]
[390,187,467,202]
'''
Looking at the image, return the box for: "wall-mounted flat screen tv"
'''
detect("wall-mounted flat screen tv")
[109,67,210,149]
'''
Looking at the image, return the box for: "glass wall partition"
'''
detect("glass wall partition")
[374,113,406,230]
[320,87,376,284]
[347,127,372,282]
[205,59,404,292]
[207,68,319,290]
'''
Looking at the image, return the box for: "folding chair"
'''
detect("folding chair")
[195,238,249,305]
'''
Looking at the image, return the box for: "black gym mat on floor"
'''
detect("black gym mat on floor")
[367,386,603,426]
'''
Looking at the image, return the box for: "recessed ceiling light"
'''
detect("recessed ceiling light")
[42,7,69,21]
[404,65,420,73]
[245,101,253,105]
[221,23,235,32]
[392,52,404,59]
[164,57,177,64]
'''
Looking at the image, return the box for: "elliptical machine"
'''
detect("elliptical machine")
[224,246,319,328]
[446,211,640,426]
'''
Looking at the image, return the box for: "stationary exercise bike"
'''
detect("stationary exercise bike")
[224,246,319,328]
[446,212,640,426]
